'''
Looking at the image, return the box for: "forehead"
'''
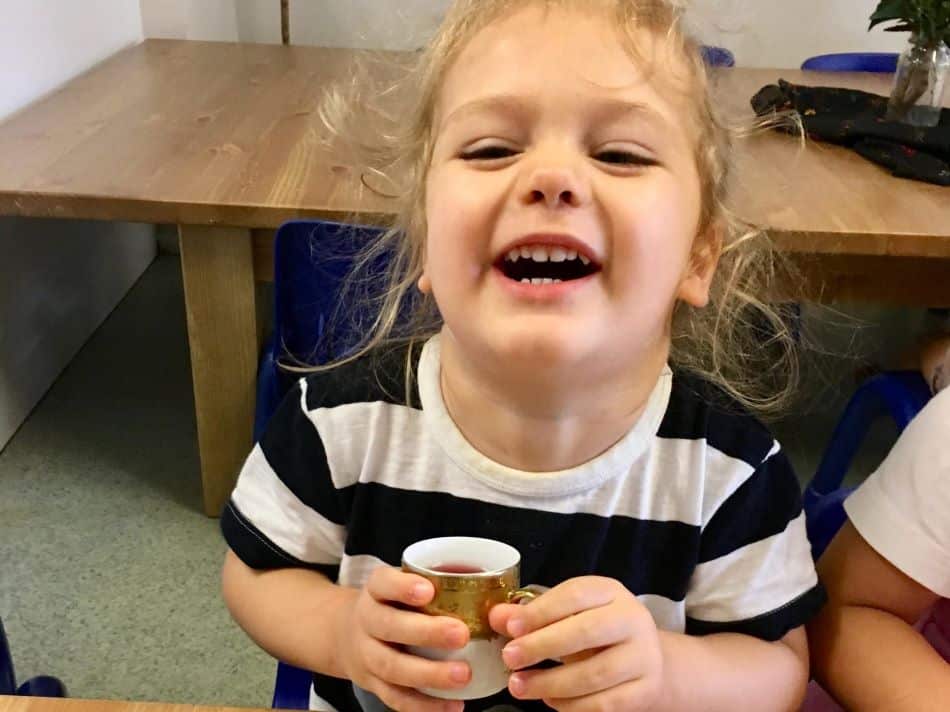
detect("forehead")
[434,5,695,135]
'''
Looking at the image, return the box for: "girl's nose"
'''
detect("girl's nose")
[521,164,591,209]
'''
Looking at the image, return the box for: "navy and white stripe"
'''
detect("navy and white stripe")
[223,336,823,712]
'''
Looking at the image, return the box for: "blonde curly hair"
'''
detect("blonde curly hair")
[294,0,802,417]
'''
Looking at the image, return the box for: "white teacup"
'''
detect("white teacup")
[402,536,541,700]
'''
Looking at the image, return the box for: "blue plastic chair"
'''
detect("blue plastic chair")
[701,45,735,68]
[802,371,932,560]
[254,219,387,443]
[256,220,388,709]
[0,617,67,698]
[801,53,899,73]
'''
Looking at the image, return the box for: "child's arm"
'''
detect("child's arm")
[490,576,808,711]
[807,521,948,712]
[221,550,471,712]
[656,626,807,711]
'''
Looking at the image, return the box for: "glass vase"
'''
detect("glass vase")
[886,37,950,127]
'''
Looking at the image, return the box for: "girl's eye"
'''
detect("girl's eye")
[594,150,657,167]
[460,145,517,161]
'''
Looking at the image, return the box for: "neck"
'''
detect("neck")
[438,332,669,472]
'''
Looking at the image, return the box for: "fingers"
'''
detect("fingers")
[361,637,471,692]
[541,678,660,712]
[369,677,465,712]
[502,577,620,638]
[503,603,634,670]
[489,602,520,636]
[367,566,436,606]
[508,642,642,700]
[364,603,469,650]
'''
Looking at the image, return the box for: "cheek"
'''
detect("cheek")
[610,183,698,289]
[424,171,496,278]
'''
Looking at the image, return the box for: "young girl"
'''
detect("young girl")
[221,2,822,711]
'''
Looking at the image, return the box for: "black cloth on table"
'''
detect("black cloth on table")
[751,79,950,186]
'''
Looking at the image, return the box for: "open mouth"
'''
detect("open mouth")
[496,245,600,284]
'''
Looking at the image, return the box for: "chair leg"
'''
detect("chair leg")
[0,619,16,695]
[17,675,67,697]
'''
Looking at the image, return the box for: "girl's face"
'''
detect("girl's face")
[423,6,718,380]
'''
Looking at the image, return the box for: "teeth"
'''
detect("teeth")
[531,278,544,285]
[504,246,592,264]
[521,278,530,283]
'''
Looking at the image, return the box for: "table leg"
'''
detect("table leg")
[179,225,258,516]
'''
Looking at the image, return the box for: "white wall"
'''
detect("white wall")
[689,0,906,68]
[141,0,908,66]
[0,1,156,447]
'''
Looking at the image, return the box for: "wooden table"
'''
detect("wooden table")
[0,699,278,712]
[1,39,947,516]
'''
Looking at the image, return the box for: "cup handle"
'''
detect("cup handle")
[507,584,548,605]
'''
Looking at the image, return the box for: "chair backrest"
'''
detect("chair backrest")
[254,220,389,439]
[802,371,932,559]
[701,45,735,68]
[801,52,899,73]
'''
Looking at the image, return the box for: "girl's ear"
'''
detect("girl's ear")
[418,271,432,294]
[677,223,723,308]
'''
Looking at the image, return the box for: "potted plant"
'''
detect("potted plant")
[870,0,950,126]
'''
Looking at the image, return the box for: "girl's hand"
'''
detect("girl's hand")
[335,566,472,712]
[489,576,665,711]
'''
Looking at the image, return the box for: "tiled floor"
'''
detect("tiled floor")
[0,253,938,707]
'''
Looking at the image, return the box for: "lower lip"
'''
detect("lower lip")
[491,266,597,301]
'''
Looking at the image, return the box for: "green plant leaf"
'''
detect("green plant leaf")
[869,0,950,42]
[870,0,912,22]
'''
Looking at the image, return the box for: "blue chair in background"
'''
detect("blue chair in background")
[701,45,735,68]
[254,219,387,443]
[801,52,899,73]
[256,220,388,709]
[802,371,932,560]
[0,617,67,698]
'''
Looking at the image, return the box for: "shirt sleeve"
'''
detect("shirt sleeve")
[685,442,825,641]
[844,387,950,598]
[220,377,348,581]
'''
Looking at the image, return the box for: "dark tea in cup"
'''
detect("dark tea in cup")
[430,562,486,574]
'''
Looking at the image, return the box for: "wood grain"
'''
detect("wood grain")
[0,40,947,257]
[0,699,278,712]
[179,225,259,516]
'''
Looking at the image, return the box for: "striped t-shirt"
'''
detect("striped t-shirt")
[222,335,823,712]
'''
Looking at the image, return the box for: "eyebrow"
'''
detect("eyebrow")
[438,94,669,133]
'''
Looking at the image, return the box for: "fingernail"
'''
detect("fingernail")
[447,625,466,647]
[503,643,520,667]
[450,663,469,683]
[509,673,525,697]
[508,618,526,637]
[412,583,429,600]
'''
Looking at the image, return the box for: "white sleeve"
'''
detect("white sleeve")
[844,388,950,597]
